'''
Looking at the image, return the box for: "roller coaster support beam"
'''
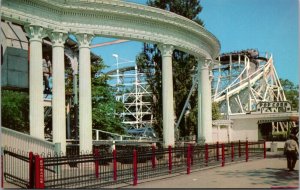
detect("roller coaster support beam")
[175,74,198,129]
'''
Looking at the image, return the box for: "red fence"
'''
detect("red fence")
[3,141,266,188]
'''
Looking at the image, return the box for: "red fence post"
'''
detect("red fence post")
[216,141,219,161]
[34,155,45,189]
[263,140,266,159]
[29,152,34,188]
[94,149,100,179]
[246,141,249,162]
[113,149,117,181]
[238,140,241,158]
[152,145,156,169]
[187,144,191,174]
[190,145,194,166]
[133,149,138,186]
[205,144,208,166]
[221,144,225,167]
[168,146,172,174]
[231,142,234,162]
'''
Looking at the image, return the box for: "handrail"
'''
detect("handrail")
[1,126,58,154]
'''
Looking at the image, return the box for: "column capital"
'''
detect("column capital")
[197,57,212,70]
[74,33,94,48]
[157,44,174,57]
[24,25,48,42]
[49,31,68,47]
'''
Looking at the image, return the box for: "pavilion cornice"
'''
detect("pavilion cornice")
[1,0,220,59]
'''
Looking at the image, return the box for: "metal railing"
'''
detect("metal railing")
[3,148,31,188]
[3,141,266,189]
[1,127,59,154]
[45,141,265,188]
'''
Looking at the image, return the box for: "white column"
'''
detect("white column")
[158,44,175,147]
[197,60,203,144]
[49,31,68,153]
[24,25,47,139]
[75,33,94,152]
[197,58,213,143]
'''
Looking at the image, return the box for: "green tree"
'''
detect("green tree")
[137,0,204,138]
[280,78,299,111]
[147,0,203,25]
[1,90,29,133]
[91,59,124,134]
[65,57,125,138]
[212,102,221,120]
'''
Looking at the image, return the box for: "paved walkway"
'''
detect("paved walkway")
[126,153,299,189]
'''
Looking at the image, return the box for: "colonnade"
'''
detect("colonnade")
[25,25,213,153]
[25,25,95,153]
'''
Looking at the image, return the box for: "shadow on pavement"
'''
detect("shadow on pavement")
[217,166,298,187]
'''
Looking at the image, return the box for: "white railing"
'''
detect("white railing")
[93,129,135,141]
[1,127,59,154]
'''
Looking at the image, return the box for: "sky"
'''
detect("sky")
[91,0,299,85]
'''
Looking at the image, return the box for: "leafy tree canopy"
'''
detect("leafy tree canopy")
[280,78,299,111]
[1,90,29,133]
[212,102,221,120]
[147,0,203,25]
[65,57,125,137]
[91,59,125,135]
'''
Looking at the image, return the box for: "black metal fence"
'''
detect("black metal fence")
[3,140,266,189]
[3,148,32,188]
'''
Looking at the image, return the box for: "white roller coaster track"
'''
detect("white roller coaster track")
[211,50,296,135]
[212,51,285,115]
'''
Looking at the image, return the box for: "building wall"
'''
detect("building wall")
[230,118,259,141]
[212,126,230,143]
